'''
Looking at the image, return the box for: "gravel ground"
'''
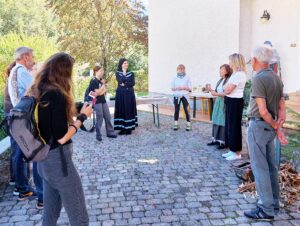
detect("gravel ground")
[0,111,299,226]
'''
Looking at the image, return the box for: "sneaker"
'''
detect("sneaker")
[226,153,242,161]
[18,191,34,201]
[244,207,274,221]
[186,124,191,131]
[173,125,179,131]
[107,134,117,138]
[13,188,20,196]
[207,141,219,146]
[222,151,234,158]
[36,200,44,210]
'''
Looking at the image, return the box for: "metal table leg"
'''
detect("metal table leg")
[152,104,156,125]
[156,104,160,128]
[209,97,214,121]
[193,96,196,118]
[152,104,160,128]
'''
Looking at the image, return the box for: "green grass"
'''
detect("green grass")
[281,129,300,162]
[281,108,300,162]
[136,91,149,97]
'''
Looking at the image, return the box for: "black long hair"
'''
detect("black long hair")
[117,58,128,72]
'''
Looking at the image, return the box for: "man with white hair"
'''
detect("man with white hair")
[244,45,287,220]
[263,41,281,77]
[8,46,43,209]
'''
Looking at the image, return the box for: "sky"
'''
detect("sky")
[141,0,148,14]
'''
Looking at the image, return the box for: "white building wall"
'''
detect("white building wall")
[149,0,300,94]
[149,0,241,94]
[240,0,300,93]
[239,0,253,61]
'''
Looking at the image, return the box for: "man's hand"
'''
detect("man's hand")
[276,129,288,145]
[277,97,286,127]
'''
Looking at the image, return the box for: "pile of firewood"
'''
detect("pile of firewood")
[238,163,300,205]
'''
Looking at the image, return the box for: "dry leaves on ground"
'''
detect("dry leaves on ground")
[238,163,300,205]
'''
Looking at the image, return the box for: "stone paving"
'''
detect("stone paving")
[0,111,300,226]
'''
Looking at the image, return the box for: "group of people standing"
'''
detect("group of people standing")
[170,45,287,221]
[208,46,287,221]
[207,53,247,161]
[3,48,138,225]
[4,48,44,209]
[84,58,138,140]
[170,53,247,162]
[2,43,288,224]
[4,48,93,225]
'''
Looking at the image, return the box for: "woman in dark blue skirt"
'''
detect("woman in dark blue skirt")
[114,58,138,135]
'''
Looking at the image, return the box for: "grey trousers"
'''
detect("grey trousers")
[247,120,279,216]
[37,144,89,226]
[94,102,115,138]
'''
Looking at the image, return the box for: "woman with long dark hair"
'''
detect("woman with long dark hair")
[28,52,92,225]
[208,64,232,149]
[114,58,138,135]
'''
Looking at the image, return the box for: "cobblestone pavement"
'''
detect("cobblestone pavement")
[0,112,300,226]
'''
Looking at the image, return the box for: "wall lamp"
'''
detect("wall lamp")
[260,10,270,23]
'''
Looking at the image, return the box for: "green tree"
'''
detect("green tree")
[0,33,58,91]
[0,0,57,37]
[47,0,148,80]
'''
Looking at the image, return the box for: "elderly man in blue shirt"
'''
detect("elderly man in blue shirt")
[8,46,43,209]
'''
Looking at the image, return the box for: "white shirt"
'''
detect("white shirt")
[225,71,247,98]
[8,64,33,106]
[171,75,192,100]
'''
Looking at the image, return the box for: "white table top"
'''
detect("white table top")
[136,96,171,105]
[189,92,216,98]
[107,95,172,107]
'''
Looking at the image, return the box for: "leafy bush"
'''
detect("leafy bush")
[0,33,58,96]
[242,80,252,119]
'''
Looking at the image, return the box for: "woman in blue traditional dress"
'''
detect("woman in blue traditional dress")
[114,58,138,135]
[207,64,232,149]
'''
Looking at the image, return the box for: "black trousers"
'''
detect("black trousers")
[224,96,244,152]
[174,96,190,122]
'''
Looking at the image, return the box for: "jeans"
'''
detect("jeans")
[33,162,43,202]
[13,141,30,192]
[247,120,279,216]
[9,136,17,181]
[12,137,43,199]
